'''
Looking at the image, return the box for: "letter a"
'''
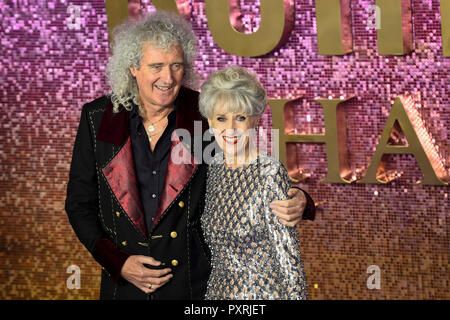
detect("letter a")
[359,95,448,185]
[66,265,81,289]
[205,0,294,57]
[366,265,381,290]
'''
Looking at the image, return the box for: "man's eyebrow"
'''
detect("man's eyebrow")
[147,62,184,67]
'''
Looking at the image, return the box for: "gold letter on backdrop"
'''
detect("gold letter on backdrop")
[105,0,129,44]
[147,0,192,17]
[315,0,353,55]
[205,0,294,57]
[441,0,450,56]
[376,0,413,55]
[268,97,354,183]
[105,0,191,45]
[148,0,180,14]
[358,95,448,185]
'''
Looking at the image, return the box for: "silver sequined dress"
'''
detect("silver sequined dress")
[201,153,308,300]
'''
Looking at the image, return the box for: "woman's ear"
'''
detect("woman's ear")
[207,119,212,127]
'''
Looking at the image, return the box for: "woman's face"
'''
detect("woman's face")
[208,104,260,163]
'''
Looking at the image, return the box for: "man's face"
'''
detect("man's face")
[130,43,184,111]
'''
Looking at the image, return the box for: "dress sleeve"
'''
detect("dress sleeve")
[263,162,308,300]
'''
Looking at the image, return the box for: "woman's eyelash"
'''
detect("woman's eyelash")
[215,115,247,121]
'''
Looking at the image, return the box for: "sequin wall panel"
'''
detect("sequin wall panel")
[0,0,448,299]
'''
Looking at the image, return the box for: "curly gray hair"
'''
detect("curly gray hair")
[106,10,198,113]
[199,66,267,119]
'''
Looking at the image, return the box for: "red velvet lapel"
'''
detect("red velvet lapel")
[102,137,147,238]
[152,87,207,228]
[96,100,147,239]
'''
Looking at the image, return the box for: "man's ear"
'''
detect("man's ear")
[129,66,137,77]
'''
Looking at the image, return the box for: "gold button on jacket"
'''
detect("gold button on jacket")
[171,259,179,267]
[116,211,120,217]
[170,231,178,239]
[121,241,127,246]
[178,201,185,208]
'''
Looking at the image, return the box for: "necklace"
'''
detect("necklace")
[146,118,168,133]
[141,106,173,142]
[147,121,168,142]
[147,112,170,133]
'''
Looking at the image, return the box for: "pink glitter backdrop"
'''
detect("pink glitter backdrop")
[0,0,448,299]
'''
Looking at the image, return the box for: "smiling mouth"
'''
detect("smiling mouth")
[222,136,240,145]
[155,84,174,91]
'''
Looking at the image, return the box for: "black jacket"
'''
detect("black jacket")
[66,88,211,299]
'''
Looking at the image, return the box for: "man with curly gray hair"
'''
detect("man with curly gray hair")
[65,10,314,300]
[106,10,198,114]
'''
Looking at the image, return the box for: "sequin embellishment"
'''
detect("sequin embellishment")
[201,153,308,300]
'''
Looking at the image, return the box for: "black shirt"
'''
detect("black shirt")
[129,104,177,233]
